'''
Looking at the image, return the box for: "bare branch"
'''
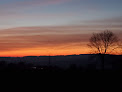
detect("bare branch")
[88,30,120,54]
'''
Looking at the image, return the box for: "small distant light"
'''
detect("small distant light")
[41,68,43,70]
[32,67,36,69]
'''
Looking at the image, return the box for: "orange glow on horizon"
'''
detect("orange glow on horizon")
[0,46,90,57]
[0,46,121,57]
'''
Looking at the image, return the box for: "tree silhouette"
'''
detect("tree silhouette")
[88,30,121,70]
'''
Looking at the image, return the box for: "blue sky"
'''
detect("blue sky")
[0,0,122,29]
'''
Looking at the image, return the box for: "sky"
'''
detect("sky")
[0,0,122,57]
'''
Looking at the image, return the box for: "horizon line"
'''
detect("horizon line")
[0,54,120,58]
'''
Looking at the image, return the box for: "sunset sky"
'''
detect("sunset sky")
[0,0,122,57]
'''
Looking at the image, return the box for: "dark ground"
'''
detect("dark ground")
[0,68,122,92]
[0,58,122,92]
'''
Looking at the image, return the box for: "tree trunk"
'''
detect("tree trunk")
[101,54,105,71]
[99,53,105,71]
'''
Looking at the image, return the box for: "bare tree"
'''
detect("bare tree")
[88,30,121,70]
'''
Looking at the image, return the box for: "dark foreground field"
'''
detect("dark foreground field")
[0,65,122,92]
[0,54,122,92]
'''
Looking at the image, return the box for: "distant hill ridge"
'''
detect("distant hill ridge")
[0,54,121,69]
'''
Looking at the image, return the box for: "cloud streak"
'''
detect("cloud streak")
[0,24,121,52]
[84,16,122,24]
[0,25,90,52]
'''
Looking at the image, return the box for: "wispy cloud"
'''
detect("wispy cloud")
[0,23,121,52]
[0,0,72,22]
[0,25,90,52]
[83,16,122,24]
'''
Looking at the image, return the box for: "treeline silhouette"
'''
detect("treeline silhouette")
[0,55,122,72]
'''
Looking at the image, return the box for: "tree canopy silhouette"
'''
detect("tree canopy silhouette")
[88,30,121,54]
